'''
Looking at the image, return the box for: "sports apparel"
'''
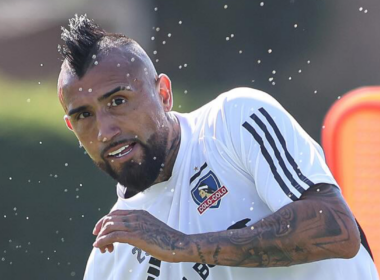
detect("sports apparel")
[84,88,378,280]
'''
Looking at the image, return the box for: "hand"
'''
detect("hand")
[92,210,191,262]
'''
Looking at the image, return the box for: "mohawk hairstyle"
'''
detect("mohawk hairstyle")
[59,14,133,78]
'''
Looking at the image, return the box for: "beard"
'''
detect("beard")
[96,128,169,197]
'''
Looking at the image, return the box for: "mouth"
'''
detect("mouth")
[105,142,137,160]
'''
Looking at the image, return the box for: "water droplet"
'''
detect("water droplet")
[226,37,230,41]
[364,9,368,13]
[231,34,234,38]
[184,90,188,94]
[117,63,120,67]
[359,7,363,11]
[298,69,302,73]
[40,63,44,67]
[131,57,135,62]
[239,50,243,54]
[153,50,158,55]
[224,4,228,9]
[257,60,261,64]
[319,210,323,213]
[337,96,341,99]
[288,77,292,80]
[154,7,158,11]
[184,63,187,67]
[307,60,311,64]
[314,90,318,94]
[151,36,155,40]
[260,2,264,6]
[71,271,76,276]
[272,70,276,74]
[168,33,172,37]
[94,61,98,65]
[39,141,42,144]
[65,163,68,167]
[155,27,160,32]
[79,87,83,91]
[26,98,31,103]
[322,125,325,129]
[162,41,166,44]
[88,88,92,93]
[179,21,182,25]
[269,77,274,82]
[294,24,298,28]
[250,207,254,211]
[268,49,272,53]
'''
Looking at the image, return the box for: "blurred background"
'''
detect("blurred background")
[1,0,380,279]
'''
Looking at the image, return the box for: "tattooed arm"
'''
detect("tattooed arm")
[93,183,360,267]
[187,183,361,267]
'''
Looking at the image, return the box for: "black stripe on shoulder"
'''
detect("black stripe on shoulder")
[251,113,306,194]
[242,121,297,201]
[190,163,208,184]
[258,107,314,187]
[356,219,374,260]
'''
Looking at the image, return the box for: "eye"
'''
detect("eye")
[78,112,91,119]
[110,97,126,107]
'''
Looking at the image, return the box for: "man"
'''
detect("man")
[58,15,378,280]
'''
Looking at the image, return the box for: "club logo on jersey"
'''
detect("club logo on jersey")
[191,170,228,215]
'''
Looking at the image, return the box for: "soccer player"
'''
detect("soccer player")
[57,15,378,280]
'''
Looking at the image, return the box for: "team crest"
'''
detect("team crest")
[191,170,228,215]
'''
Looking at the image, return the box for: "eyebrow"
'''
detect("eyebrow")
[67,86,133,117]
[97,86,132,102]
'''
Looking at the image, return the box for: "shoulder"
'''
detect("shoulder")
[188,87,281,123]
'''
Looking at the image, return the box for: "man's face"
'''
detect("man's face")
[59,49,172,195]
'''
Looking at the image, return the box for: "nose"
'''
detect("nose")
[96,113,121,143]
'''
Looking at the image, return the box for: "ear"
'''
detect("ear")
[157,73,173,112]
[64,115,73,131]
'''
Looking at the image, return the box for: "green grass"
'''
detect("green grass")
[0,77,70,139]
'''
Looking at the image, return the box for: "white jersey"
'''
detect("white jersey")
[84,88,378,280]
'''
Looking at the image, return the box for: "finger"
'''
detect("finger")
[93,216,107,235]
[97,221,133,239]
[93,215,126,235]
[98,244,114,254]
[93,231,126,248]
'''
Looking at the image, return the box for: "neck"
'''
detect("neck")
[154,112,181,184]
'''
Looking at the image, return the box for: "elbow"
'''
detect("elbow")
[341,226,361,259]
[344,236,361,259]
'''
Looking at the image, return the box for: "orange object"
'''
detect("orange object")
[322,87,380,274]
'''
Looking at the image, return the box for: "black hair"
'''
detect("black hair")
[59,14,134,78]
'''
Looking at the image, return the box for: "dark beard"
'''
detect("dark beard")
[96,129,168,197]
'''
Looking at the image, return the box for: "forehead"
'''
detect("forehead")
[59,48,149,105]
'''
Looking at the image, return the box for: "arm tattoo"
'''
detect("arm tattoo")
[189,184,360,267]
[195,240,206,264]
[212,245,221,265]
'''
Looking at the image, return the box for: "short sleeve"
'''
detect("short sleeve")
[221,88,338,213]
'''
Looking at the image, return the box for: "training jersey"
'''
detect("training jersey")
[84,88,378,280]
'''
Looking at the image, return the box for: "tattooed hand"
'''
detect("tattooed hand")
[92,210,191,262]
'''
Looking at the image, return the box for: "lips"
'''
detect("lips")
[104,142,136,159]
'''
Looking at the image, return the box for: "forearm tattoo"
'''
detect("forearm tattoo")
[190,184,359,267]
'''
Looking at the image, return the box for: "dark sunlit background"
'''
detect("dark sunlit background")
[1,0,380,279]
